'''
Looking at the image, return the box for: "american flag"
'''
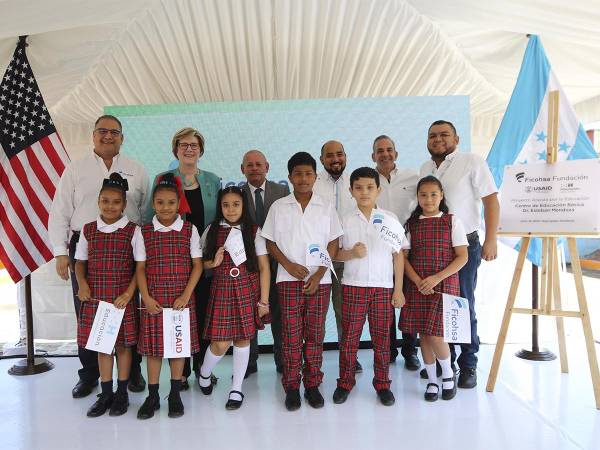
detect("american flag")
[0,38,70,282]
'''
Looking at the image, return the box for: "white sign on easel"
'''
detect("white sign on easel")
[224,227,247,266]
[499,159,600,233]
[442,293,471,344]
[162,308,191,358]
[85,301,125,355]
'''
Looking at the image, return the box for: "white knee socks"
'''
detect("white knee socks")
[230,345,250,401]
[438,356,454,389]
[199,346,225,387]
[425,362,438,393]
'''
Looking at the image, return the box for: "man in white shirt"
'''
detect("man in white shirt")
[240,149,290,375]
[312,140,363,373]
[372,135,420,370]
[419,120,499,389]
[48,115,149,399]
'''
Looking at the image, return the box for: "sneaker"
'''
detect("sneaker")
[304,387,325,409]
[108,391,129,416]
[137,395,160,420]
[285,389,301,411]
[457,368,477,389]
[86,393,113,417]
[332,387,350,404]
[376,389,395,406]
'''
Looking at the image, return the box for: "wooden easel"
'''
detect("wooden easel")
[485,90,600,409]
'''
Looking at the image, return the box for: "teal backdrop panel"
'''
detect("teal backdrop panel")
[106,96,470,345]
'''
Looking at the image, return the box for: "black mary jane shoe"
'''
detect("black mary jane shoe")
[86,393,113,417]
[424,383,439,402]
[441,373,457,400]
[225,390,245,410]
[197,373,215,395]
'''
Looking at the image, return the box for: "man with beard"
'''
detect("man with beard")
[372,135,420,370]
[313,141,363,371]
[419,120,498,388]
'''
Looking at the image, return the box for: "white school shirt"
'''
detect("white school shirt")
[200,221,268,256]
[376,167,419,225]
[74,215,137,260]
[133,215,202,261]
[419,151,497,234]
[261,193,343,284]
[48,152,149,256]
[403,212,468,249]
[341,207,406,288]
[312,170,354,219]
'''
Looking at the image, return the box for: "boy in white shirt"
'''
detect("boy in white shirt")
[333,167,405,406]
[262,152,343,411]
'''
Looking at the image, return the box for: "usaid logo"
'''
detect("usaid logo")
[453,297,468,309]
[372,213,384,225]
[309,244,320,254]
[515,172,525,182]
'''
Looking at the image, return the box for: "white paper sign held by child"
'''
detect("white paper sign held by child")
[162,308,191,358]
[85,301,125,355]
[442,293,471,344]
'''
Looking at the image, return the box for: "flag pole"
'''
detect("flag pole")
[6,36,54,376]
[8,274,54,375]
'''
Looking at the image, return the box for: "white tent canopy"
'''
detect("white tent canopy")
[2,0,600,158]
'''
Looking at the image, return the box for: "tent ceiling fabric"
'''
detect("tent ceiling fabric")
[1,0,599,158]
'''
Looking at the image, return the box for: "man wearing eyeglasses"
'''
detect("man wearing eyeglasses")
[49,114,149,399]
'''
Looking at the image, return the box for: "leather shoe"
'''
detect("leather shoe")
[424,383,439,402]
[86,393,113,417]
[458,368,477,389]
[390,348,399,363]
[128,371,146,393]
[285,389,301,411]
[225,390,245,410]
[137,395,160,420]
[198,372,217,395]
[332,387,350,404]
[245,363,258,379]
[441,373,457,400]
[109,392,129,416]
[275,365,283,374]
[72,379,98,399]
[404,354,421,371]
[304,387,324,409]
[168,394,184,418]
[376,389,395,406]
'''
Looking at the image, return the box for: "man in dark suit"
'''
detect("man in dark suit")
[241,149,290,375]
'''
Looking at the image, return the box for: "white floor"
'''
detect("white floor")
[1,342,600,450]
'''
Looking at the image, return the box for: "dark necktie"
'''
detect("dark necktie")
[254,187,265,227]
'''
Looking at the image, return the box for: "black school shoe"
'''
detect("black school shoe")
[128,371,146,393]
[197,373,216,395]
[304,387,325,409]
[332,387,350,404]
[441,373,457,400]
[404,354,421,371]
[424,383,439,402]
[72,379,98,399]
[458,368,477,389]
[285,389,301,411]
[109,391,129,416]
[86,393,113,417]
[376,389,395,406]
[225,390,245,410]
[168,394,184,418]
[137,395,160,420]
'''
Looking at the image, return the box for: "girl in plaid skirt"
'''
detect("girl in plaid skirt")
[74,173,138,418]
[198,186,270,410]
[134,173,203,419]
[400,175,468,402]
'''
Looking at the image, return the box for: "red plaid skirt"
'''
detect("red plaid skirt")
[77,221,137,348]
[400,214,460,337]
[204,225,258,341]
[138,223,200,356]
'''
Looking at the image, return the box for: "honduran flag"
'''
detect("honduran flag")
[486,35,598,265]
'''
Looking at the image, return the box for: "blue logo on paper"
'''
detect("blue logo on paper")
[372,214,384,225]
[453,297,468,309]
[309,244,320,254]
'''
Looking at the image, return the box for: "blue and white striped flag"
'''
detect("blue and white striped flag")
[486,35,598,265]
